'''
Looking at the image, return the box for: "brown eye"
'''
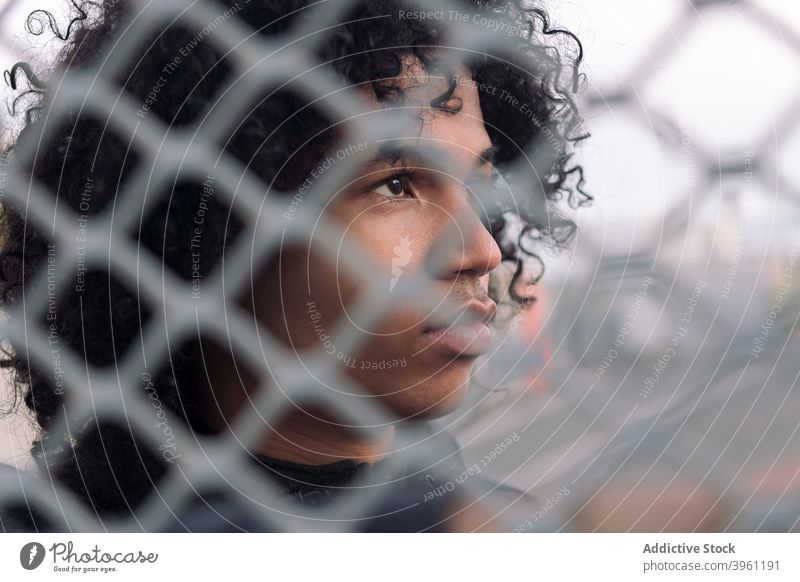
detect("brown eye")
[373,175,412,198]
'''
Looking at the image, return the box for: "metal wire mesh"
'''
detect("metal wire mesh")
[1,0,799,533]
[0,0,578,532]
[451,0,800,532]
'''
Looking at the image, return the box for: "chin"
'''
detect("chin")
[376,367,472,421]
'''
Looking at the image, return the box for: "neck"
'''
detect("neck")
[254,406,395,465]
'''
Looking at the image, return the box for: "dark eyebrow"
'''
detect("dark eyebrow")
[375,142,421,166]
[373,142,499,170]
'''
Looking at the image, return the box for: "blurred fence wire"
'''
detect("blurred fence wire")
[0,0,799,532]
[451,0,800,532]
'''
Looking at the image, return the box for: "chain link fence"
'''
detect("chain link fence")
[450,0,800,532]
[0,0,798,532]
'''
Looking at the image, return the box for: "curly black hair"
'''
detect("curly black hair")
[0,0,589,522]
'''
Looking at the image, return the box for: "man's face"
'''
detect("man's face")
[253,62,502,420]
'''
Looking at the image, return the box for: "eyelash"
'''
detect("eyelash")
[369,171,417,200]
[367,168,501,201]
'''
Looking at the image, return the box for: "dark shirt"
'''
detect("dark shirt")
[0,428,467,532]
[248,453,461,531]
[252,454,372,506]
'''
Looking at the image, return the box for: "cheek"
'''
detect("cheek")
[248,245,361,349]
[339,222,436,336]
[339,207,433,283]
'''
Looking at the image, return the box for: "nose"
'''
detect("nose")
[427,182,503,281]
